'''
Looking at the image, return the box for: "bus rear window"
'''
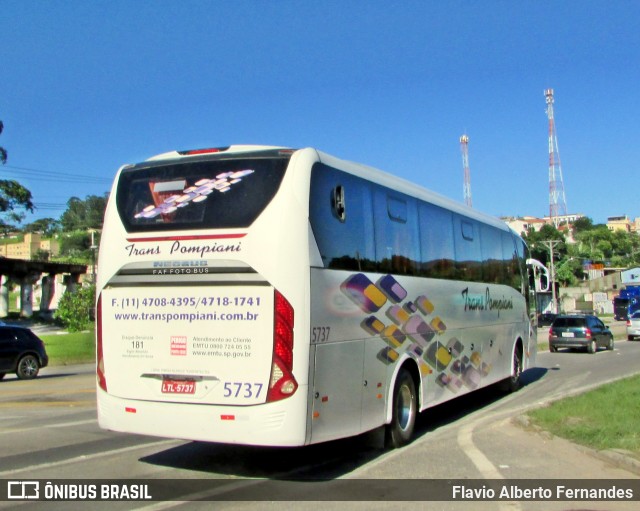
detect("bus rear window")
[116,156,290,232]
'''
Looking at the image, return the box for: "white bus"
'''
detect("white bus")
[97,145,541,448]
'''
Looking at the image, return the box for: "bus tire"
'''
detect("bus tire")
[500,342,522,393]
[385,368,417,449]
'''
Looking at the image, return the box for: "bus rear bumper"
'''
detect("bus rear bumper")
[97,387,309,447]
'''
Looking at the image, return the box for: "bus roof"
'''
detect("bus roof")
[313,148,513,234]
[139,145,514,235]
[146,145,290,161]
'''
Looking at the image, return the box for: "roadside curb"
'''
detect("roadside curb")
[594,449,640,476]
[513,415,640,476]
[1,319,66,334]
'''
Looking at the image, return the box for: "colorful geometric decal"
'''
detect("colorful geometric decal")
[134,169,255,220]
[379,275,408,302]
[341,273,388,313]
[386,305,410,325]
[381,325,406,348]
[361,316,385,335]
[377,346,400,364]
[447,338,464,357]
[340,272,495,395]
[404,315,435,346]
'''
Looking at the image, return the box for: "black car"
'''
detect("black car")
[548,314,614,354]
[0,325,48,380]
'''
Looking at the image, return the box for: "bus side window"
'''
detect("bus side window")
[373,189,419,275]
[454,216,482,282]
[418,202,455,279]
[501,232,522,292]
[309,163,375,271]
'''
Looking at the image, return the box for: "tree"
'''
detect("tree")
[523,224,567,266]
[0,120,7,164]
[23,217,61,236]
[60,194,108,231]
[59,230,92,260]
[574,226,611,260]
[0,219,18,236]
[0,180,34,224]
[54,285,95,332]
[554,257,584,286]
[548,220,640,286]
[572,217,594,233]
[0,119,35,224]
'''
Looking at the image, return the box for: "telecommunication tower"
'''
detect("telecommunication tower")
[460,134,472,207]
[545,88,568,226]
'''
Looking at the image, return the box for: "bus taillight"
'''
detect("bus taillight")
[96,295,107,392]
[177,146,229,155]
[267,290,297,402]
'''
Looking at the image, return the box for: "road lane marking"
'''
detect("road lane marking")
[0,439,181,476]
[0,387,95,398]
[457,422,503,479]
[131,480,267,511]
[0,400,95,408]
[0,418,97,436]
[457,419,522,511]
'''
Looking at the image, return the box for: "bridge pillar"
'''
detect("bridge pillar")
[20,273,41,318]
[0,275,9,318]
[63,273,81,295]
[40,274,56,312]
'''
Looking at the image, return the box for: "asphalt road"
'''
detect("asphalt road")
[1,331,639,510]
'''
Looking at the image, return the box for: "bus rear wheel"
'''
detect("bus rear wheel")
[385,368,417,449]
[500,344,522,393]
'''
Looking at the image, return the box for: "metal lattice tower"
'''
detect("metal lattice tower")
[460,134,472,207]
[545,88,568,226]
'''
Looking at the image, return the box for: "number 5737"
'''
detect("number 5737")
[223,382,263,399]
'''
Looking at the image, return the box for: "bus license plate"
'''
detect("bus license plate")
[161,380,196,394]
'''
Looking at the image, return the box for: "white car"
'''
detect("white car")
[627,311,640,340]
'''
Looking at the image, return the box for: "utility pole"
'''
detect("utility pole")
[89,229,98,283]
[543,240,562,313]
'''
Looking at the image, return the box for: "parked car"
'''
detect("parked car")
[537,312,557,327]
[549,314,614,353]
[0,325,48,380]
[627,311,640,341]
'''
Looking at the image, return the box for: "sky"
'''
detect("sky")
[1,0,639,226]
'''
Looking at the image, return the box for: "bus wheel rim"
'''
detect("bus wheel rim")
[397,384,414,431]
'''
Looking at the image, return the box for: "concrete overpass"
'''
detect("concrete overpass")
[0,257,87,318]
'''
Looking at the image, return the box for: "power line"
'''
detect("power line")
[2,164,112,184]
[33,203,68,210]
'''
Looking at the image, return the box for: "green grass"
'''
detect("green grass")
[537,341,549,352]
[41,330,95,365]
[528,374,640,455]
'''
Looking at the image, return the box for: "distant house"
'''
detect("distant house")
[542,213,585,225]
[0,233,60,259]
[607,216,633,233]
[502,216,547,236]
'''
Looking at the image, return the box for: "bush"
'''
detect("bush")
[54,284,95,332]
